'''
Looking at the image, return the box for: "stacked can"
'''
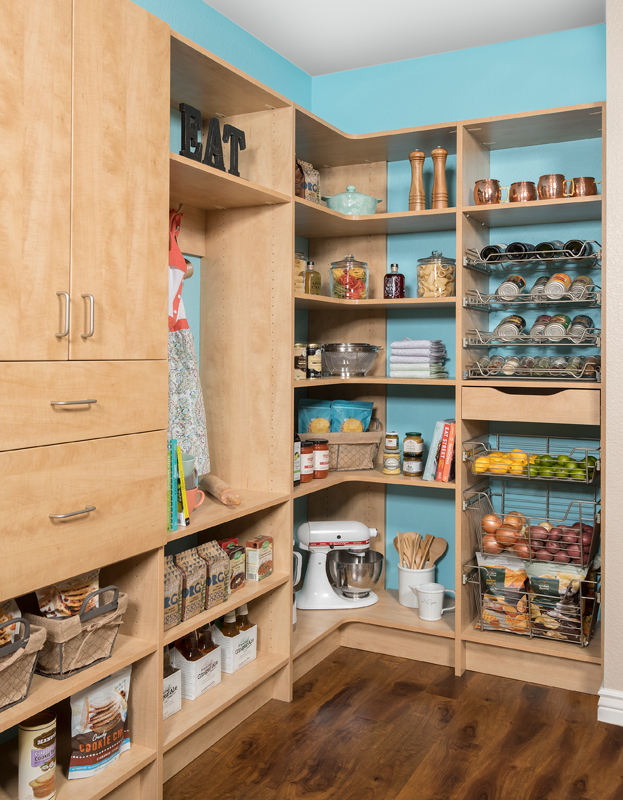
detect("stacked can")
[529,314,552,340]
[496,275,526,300]
[569,314,595,343]
[544,273,572,299]
[544,314,572,341]
[494,314,526,341]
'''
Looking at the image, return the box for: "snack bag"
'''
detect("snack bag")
[175,550,206,622]
[298,399,332,434]
[197,541,230,609]
[0,599,21,646]
[36,570,100,619]
[330,400,373,434]
[476,553,529,635]
[526,562,587,642]
[164,556,183,632]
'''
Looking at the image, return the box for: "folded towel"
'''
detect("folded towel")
[390,364,447,373]
[390,349,447,358]
[390,370,449,379]
[391,339,443,349]
[390,355,447,364]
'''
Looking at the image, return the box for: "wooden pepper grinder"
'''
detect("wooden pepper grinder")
[431,146,449,208]
[408,150,426,211]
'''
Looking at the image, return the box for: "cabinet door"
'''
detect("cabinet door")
[0,0,72,360]
[70,0,169,360]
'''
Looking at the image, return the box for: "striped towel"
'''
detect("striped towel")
[390,370,449,379]
[391,339,443,349]
[390,355,446,364]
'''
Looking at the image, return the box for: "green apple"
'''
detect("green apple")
[587,456,597,466]
[539,455,555,467]
[539,467,554,478]
[569,469,586,481]
[556,455,571,465]
[555,467,570,479]
[524,465,540,477]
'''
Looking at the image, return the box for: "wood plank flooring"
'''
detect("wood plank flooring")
[164,648,623,800]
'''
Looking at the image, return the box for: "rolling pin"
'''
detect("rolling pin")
[200,474,241,506]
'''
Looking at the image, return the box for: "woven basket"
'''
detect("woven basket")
[300,418,383,471]
[0,618,46,711]
[25,586,127,680]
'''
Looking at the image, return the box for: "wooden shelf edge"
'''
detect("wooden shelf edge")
[162,573,290,646]
[0,635,157,735]
[294,295,456,310]
[462,195,601,217]
[460,380,601,390]
[162,652,289,752]
[294,377,456,387]
[293,468,454,499]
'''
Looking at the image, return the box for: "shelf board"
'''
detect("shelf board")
[461,619,602,664]
[163,652,288,752]
[463,195,601,228]
[0,635,156,735]
[163,572,290,646]
[295,295,456,310]
[170,153,290,212]
[461,379,601,390]
[294,376,455,387]
[295,197,456,237]
[293,466,454,498]
[293,588,454,660]
[170,31,291,119]
[167,489,290,542]
[0,741,156,800]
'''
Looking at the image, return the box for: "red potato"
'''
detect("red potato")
[567,544,581,559]
[547,528,563,541]
[554,552,571,563]
[562,532,579,544]
[545,540,560,554]
[581,532,593,547]
[530,526,549,541]
[536,549,554,561]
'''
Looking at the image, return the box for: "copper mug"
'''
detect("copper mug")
[474,179,509,205]
[537,174,574,200]
[572,176,600,197]
[509,181,537,203]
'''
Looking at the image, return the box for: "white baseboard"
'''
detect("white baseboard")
[598,686,623,726]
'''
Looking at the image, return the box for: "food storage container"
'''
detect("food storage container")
[417,251,456,297]
[330,254,369,299]
[321,185,382,215]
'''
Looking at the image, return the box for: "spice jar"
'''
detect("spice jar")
[330,254,368,299]
[300,441,314,483]
[417,251,456,298]
[382,449,401,475]
[403,452,423,477]
[403,432,423,455]
[312,439,329,479]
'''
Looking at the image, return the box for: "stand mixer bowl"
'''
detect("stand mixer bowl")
[327,550,384,599]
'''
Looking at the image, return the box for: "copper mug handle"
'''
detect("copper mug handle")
[563,178,574,197]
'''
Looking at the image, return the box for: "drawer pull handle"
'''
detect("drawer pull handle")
[50,399,98,406]
[55,291,70,338]
[81,294,94,339]
[49,505,96,520]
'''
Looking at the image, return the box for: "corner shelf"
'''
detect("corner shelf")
[293,466,454,498]
[463,195,601,227]
[295,295,456,310]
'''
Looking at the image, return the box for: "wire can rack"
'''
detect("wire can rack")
[462,480,601,568]
[463,243,601,274]
[463,356,601,382]
[463,286,602,311]
[464,328,601,347]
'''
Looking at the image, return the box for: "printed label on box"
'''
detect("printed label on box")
[172,645,221,700]
[163,669,182,720]
[212,625,257,674]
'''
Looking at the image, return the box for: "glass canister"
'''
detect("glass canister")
[417,251,456,297]
[330,254,369,299]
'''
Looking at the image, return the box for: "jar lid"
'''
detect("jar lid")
[405,432,422,437]
[306,261,315,268]
[416,249,456,266]
[330,254,368,269]
[300,440,314,448]
[311,439,328,445]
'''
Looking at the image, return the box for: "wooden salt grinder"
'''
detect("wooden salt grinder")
[408,150,426,211]
[431,146,449,208]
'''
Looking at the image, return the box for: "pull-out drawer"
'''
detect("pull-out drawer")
[0,361,168,451]
[462,387,600,426]
[1,430,166,597]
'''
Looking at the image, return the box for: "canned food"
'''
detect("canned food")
[519,355,536,374]
[533,356,552,376]
[566,355,584,376]
[488,355,505,375]
[529,314,552,340]
[529,276,550,297]
[306,344,323,379]
[544,273,573,299]
[544,314,572,341]
[294,343,307,381]
[475,355,491,370]
[495,314,526,340]
[569,275,594,299]
[502,356,521,376]
[549,356,569,376]
[569,314,595,342]
[496,274,526,300]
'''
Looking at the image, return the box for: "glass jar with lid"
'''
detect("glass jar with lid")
[330,254,369,300]
[417,250,456,297]
[294,251,307,294]
[403,432,423,455]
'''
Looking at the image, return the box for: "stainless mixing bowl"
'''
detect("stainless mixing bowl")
[327,550,384,599]
[321,343,381,378]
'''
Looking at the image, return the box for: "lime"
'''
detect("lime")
[587,456,597,466]
[539,455,555,467]
[555,467,569,479]
[556,455,571,464]
[523,465,540,477]
[539,467,554,478]
[569,469,586,481]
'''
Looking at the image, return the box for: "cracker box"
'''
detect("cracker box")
[246,536,273,582]
[172,643,221,701]
[212,624,257,674]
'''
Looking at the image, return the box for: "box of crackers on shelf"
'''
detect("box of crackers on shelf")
[20,569,128,680]
[0,598,46,711]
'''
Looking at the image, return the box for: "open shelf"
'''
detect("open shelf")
[163,572,290,646]
[293,466,454,498]
[0,635,156,735]
[295,295,456,310]
[170,153,290,212]
[463,196,601,228]
[167,489,290,542]
[295,197,456,237]
[293,588,455,659]
[294,376,455,387]
[461,619,601,664]
[0,741,157,800]
[163,652,288,751]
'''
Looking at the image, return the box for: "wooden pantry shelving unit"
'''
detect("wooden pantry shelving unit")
[0,2,605,798]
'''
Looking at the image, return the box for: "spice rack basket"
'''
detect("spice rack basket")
[463,244,601,274]
[463,360,601,382]
[464,329,601,347]
[463,287,602,310]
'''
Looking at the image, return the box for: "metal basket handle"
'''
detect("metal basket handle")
[367,417,382,432]
[79,585,119,622]
[0,617,30,658]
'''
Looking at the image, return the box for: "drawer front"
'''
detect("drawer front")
[0,361,168,451]
[462,387,600,426]
[1,431,167,597]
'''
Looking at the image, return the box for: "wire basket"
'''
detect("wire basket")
[25,586,127,680]
[463,243,601,274]
[0,618,46,711]
[464,328,601,347]
[463,357,601,382]
[463,286,602,310]
[300,418,382,471]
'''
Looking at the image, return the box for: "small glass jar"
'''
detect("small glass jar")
[294,251,307,294]
[403,452,423,477]
[385,432,399,450]
[382,449,401,475]
[312,439,329,479]
[417,251,456,298]
[304,261,321,295]
[403,432,423,455]
[307,344,323,379]
[330,254,368,300]
[300,441,314,483]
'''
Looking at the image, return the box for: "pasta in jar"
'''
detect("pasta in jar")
[417,250,456,298]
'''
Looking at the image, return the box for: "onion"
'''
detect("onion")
[483,533,503,555]
[537,521,553,532]
[536,549,553,561]
[582,524,593,534]
[495,524,518,546]
[572,522,582,530]
[554,552,571,563]
[545,540,560,554]
[504,512,526,528]
[482,514,502,535]
[547,528,562,541]
[530,525,549,541]
[581,532,593,547]
[513,542,531,559]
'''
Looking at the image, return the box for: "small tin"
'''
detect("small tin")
[569,275,594,299]
[519,355,535,375]
[306,344,323,379]
[533,356,552,376]
[566,355,584,376]
[544,314,572,341]
[487,355,505,375]
[569,314,595,342]
[544,273,573,299]
[529,314,552,340]
[475,355,491,371]
[549,356,569,374]
[496,274,526,300]
[502,356,521,376]
[294,343,307,381]
[529,276,550,298]
[495,314,526,340]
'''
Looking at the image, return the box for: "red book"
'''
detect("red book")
[441,423,455,482]
[435,423,451,481]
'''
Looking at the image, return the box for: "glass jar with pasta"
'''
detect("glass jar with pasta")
[416,250,456,298]
[330,254,369,300]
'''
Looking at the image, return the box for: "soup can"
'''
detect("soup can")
[19,712,56,800]
[496,274,526,300]
[495,314,526,340]
[569,275,594,299]
[533,356,552,376]
[529,314,552,339]
[502,356,521,376]
[569,314,595,342]
[544,314,572,341]
[566,355,584,376]
[529,276,550,297]
[544,273,573,299]
[294,343,307,380]
[488,355,505,375]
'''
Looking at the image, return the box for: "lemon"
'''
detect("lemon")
[489,464,508,474]
[509,464,524,475]
[509,453,528,464]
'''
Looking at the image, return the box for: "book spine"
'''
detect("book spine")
[177,445,190,527]
[442,423,456,482]
[167,441,172,532]
[423,421,444,481]
[170,439,178,532]
[436,424,451,481]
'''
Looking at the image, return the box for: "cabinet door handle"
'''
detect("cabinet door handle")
[56,291,70,338]
[81,294,94,339]
[50,399,98,406]
[49,505,96,520]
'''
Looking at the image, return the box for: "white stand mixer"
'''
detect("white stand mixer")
[296,521,382,610]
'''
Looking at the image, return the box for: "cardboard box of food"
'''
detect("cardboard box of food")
[172,645,221,700]
[211,625,257,674]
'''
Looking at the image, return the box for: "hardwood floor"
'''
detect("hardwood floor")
[164,648,623,800]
